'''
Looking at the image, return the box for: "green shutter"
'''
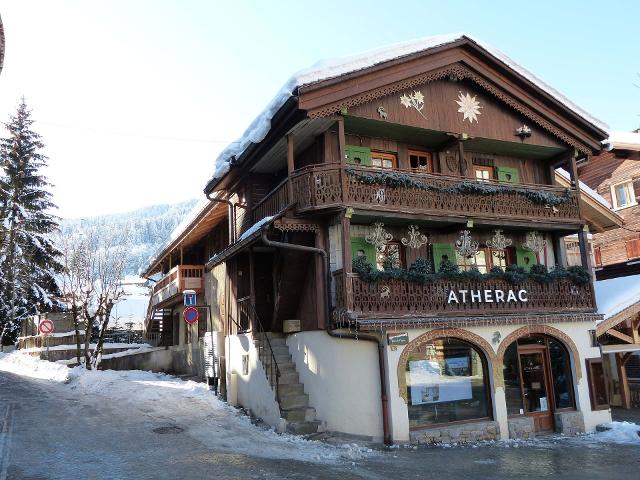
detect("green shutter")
[516,247,537,271]
[432,243,457,272]
[496,166,520,183]
[351,238,376,266]
[345,145,372,166]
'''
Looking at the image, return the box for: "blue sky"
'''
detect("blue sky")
[0,0,638,217]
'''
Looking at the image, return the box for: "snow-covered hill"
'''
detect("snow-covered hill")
[60,199,198,276]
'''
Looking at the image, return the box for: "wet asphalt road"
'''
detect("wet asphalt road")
[1,370,639,480]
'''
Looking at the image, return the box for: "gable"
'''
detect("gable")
[298,44,605,155]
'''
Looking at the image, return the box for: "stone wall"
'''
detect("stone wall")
[507,416,535,439]
[409,420,500,444]
[554,411,585,436]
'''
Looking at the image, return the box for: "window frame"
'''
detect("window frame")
[376,240,405,271]
[408,149,433,173]
[370,151,397,170]
[585,358,610,411]
[473,165,495,182]
[455,247,513,272]
[610,180,637,210]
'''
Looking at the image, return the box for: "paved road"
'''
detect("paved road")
[1,370,639,480]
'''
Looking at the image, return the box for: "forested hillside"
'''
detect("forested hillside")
[59,199,198,275]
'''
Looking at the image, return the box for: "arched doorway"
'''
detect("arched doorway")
[502,334,575,432]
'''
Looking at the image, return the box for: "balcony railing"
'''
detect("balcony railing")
[333,271,595,318]
[150,264,204,308]
[290,165,581,224]
[238,178,291,237]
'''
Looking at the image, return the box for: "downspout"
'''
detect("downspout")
[260,230,392,445]
[206,191,236,244]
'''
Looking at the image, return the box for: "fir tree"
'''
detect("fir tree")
[0,98,62,344]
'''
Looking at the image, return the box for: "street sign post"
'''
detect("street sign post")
[183,306,199,325]
[184,289,197,306]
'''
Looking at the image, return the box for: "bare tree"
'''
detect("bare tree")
[56,227,130,369]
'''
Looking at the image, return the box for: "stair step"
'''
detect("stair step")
[278,383,304,396]
[269,345,290,356]
[277,362,296,373]
[279,393,308,410]
[277,371,300,385]
[265,332,285,339]
[274,354,291,364]
[286,421,321,435]
[282,407,316,422]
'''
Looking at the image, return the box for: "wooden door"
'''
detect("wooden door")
[518,348,554,432]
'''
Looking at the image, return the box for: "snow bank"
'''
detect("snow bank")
[208,33,608,189]
[0,352,375,464]
[593,422,640,444]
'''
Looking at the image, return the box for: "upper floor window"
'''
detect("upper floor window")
[473,165,494,182]
[376,241,404,271]
[371,151,397,170]
[611,180,636,210]
[409,150,433,172]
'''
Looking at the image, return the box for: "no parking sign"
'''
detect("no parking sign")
[39,319,54,335]
[183,307,199,325]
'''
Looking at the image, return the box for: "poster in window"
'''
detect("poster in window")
[409,359,472,405]
[445,356,469,376]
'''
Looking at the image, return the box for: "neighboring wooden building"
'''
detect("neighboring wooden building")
[581,131,640,411]
[0,14,4,76]
[143,34,620,443]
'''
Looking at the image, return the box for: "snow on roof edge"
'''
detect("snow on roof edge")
[596,273,640,321]
[206,33,609,190]
[557,168,612,209]
[607,131,640,151]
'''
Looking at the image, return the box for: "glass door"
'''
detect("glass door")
[518,349,554,432]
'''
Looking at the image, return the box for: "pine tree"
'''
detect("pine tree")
[0,98,62,344]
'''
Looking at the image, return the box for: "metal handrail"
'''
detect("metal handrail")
[236,296,281,402]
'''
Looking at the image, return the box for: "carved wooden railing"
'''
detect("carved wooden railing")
[333,271,595,317]
[290,165,581,224]
[150,264,204,308]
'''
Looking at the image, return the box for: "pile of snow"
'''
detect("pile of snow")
[0,352,375,464]
[593,422,640,444]
[607,131,640,151]
[208,33,608,188]
[20,342,151,354]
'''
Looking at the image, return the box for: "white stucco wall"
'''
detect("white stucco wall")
[385,321,611,442]
[286,331,383,441]
[226,334,282,428]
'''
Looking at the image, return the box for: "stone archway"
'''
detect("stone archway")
[496,324,582,385]
[397,328,497,403]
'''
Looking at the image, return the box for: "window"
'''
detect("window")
[455,247,512,273]
[371,151,397,169]
[586,358,609,410]
[376,241,403,271]
[473,165,494,182]
[611,181,636,209]
[405,338,491,427]
[548,338,574,409]
[409,150,433,172]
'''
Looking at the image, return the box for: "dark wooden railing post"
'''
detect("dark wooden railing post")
[287,133,295,205]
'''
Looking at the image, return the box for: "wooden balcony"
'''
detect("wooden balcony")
[150,265,204,308]
[290,165,581,226]
[333,271,595,318]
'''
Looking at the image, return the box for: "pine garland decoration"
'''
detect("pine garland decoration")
[345,168,572,206]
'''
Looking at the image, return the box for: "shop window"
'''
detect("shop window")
[503,343,524,415]
[586,358,609,410]
[473,165,494,182]
[371,151,397,169]
[405,338,491,427]
[548,338,574,409]
[611,180,636,210]
[376,241,404,271]
[409,150,433,172]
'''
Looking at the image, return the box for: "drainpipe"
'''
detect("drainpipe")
[260,230,392,446]
[206,191,236,244]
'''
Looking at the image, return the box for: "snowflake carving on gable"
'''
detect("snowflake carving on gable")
[455,91,482,123]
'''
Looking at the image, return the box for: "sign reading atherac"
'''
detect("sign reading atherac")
[447,289,528,304]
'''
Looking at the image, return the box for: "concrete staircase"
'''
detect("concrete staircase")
[254,332,321,435]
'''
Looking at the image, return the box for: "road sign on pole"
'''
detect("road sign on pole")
[184,289,197,306]
[183,306,199,325]
[38,319,54,335]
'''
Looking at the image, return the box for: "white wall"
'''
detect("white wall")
[286,331,383,441]
[226,333,282,428]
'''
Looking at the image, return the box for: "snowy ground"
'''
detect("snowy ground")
[1,352,639,480]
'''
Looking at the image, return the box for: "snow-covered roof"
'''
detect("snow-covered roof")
[207,33,609,188]
[556,168,612,209]
[595,273,640,321]
[607,131,640,151]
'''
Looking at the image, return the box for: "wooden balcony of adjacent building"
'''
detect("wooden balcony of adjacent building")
[332,270,596,320]
[149,264,205,309]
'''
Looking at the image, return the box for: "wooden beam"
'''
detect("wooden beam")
[457,137,467,178]
[617,352,632,409]
[287,133,295,203]
[341,212,352,274]
[632,315,640,344]
[607,328,635,344]
[552,233,568,268]
[315,227,327,330]
[337,117,346,164]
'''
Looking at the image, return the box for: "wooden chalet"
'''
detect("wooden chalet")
[142,34,621,443]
